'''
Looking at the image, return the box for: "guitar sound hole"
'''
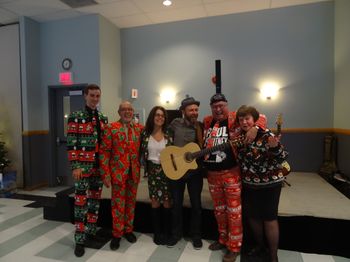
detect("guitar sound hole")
[184,152,193,162]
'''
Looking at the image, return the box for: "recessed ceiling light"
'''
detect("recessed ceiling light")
[163,0,172,7]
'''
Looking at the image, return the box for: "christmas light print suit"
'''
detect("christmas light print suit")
[67,107,108,245]
[99,120,143,238]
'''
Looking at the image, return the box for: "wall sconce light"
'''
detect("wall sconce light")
[260,82,279,100]
[160,88,176,104]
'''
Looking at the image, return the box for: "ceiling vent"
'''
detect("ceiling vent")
[60,0,98,8]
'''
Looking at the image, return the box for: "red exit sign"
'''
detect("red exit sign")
[59,72,73,85]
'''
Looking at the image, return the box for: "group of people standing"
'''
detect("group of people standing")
[67,84,288,262]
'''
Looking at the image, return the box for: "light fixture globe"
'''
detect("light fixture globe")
[163,0,172,7]
[260,82,279,100]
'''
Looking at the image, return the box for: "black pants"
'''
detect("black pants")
[169,171,203,240]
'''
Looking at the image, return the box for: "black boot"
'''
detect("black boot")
[110,237,121,250]
[74,244,85,257]
[151,207,163,245]
[163,207,172,244]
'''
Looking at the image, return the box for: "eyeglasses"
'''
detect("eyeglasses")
[155,113,165,118]
[211,103,227,110]
[120,108,133,112]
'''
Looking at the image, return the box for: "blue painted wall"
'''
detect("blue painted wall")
[16,1,350,183]
[40,14,101,129]
[334,0,350,177]
[121,2,334,129]
[98,16,122,122]
[334,0,350,130]
[19,14,122,187]
[20,17,42,131]
[19,17,42,188]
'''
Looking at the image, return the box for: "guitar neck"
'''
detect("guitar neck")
[190,138,241,160]
[276,113,282,136]
[276,124,281,136]
[190,135,244,159]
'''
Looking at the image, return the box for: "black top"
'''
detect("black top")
[203,118,237,171]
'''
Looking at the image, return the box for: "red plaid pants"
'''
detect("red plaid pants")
[207,166,242,252]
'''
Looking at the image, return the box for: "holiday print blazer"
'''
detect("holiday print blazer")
[99,121,143,185]
[67,109,108,175]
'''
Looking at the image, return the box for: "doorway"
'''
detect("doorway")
[48,84,87,186]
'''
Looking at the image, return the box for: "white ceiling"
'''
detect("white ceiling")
[0,0,331,28]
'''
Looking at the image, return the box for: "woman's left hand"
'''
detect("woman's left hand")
[245,127,258,143]
[267,136,279,148]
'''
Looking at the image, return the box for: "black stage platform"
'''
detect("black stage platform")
[41,186,350,259]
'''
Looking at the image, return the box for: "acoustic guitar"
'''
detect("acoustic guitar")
[160,135,244,180]
[275,114,291,179]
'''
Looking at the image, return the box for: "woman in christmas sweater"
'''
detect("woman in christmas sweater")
[235,105,288,262]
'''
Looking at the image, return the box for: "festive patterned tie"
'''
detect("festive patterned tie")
[91,111,100,167]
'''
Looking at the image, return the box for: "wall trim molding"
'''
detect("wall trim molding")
[333,128,350,135]
[22,130,49,136]
[269,128,350,135]
[270,128,334,133]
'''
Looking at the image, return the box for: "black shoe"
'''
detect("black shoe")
[247,246,268,257]
[110,237,121,250]
[166,236,179,248]
[208,241,225,251]
[153,233,164,245]
[192,238,203,250]
[223,251,239,262]
[124,232,137,243]
[74,244,85,257]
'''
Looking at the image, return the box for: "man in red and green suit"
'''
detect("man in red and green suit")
[99,101,143,250]
[67,84,108,257]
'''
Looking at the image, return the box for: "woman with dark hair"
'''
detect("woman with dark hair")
[235,105,288,262]
[140,106,173,245]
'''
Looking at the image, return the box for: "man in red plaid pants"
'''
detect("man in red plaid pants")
[203,94,266,262]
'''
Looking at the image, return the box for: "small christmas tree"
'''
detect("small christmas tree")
[0,133,11,173]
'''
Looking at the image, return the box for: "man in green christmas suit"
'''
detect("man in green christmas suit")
[67,84,108,257]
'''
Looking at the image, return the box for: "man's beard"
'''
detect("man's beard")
[213,111,228,122]
[185,115,197,124]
